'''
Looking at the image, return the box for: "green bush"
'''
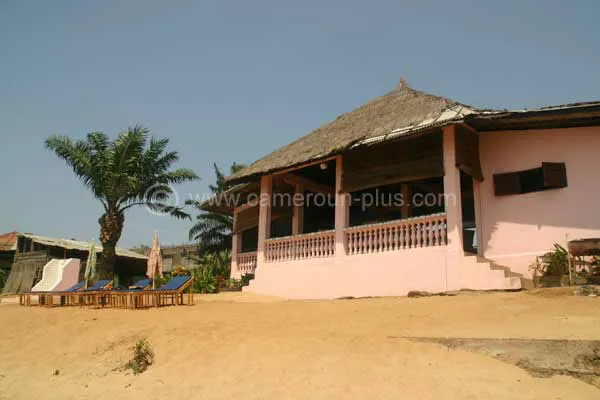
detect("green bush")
[124,338,154,375]
[0,268,6,290]
[113,273,121,289]
[241,273,254,286]
[540,244,569,277]
[153,273,171,288]
[193,267,217,294]
[224,278,243,290]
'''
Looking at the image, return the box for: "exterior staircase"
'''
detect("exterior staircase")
[462,252,524,290]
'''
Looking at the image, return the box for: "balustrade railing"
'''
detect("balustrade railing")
[265,230,335,262]
[345,213,447,255]
[237,252,257,274]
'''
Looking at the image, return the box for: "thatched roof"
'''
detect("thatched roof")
[227,81,475,183]
[226,80,600,185]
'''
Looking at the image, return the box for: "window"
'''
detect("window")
[493,162,567,196]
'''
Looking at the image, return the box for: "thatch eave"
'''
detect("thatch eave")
[224,81,600,186]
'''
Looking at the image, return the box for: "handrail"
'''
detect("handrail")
[345,213,447,255]
[265,230,335,262]
[237,252,257,274]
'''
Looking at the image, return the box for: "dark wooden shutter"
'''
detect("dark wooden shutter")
[455,125,484,181]
[493,172,521,196]
[542,162,567,189]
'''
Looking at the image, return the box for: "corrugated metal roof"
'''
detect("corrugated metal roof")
[20,233,147,260]
[0,231,18,252]
[352,104,477,148]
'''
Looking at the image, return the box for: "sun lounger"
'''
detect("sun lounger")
[109,279,152,308]
[20,281,85,306]
[73,280,113,307]
[128,276,194,309]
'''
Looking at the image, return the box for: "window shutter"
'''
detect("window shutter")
[542,162,567,189]
[493,172,521,196]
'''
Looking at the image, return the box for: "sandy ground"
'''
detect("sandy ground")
[0,289,599,400]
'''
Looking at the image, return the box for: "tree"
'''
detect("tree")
[188,163,245,271]
[130,244,151,256]
[45,125,198,279]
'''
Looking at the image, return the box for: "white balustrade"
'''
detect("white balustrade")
[345,213,447,255]
[265,230,335,262]
[237,252,257,274]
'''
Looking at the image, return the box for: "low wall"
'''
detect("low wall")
[247,247,513,299]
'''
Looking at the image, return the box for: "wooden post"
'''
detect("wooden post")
[335,156,349,256]
[401,183,411,219]
[292,183,304,235]
[231,208,241,279]
[256,175,272,269]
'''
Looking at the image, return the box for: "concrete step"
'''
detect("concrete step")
[466,253,526,289]
[462,253,522,290]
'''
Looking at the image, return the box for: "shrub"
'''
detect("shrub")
[224,278,243,291]
[153,273,171,288]
[0,268,6,290]
[241,273,254,286]
[171,266,191,277]
[539,244,569,277]
[124,339,154,375]
[113,273,120,289]
[193,267,217,294]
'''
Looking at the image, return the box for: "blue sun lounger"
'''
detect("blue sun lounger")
[75,280,114,307]
[109,279,152,308]
[130,275,194,309]
[20,281,85,306]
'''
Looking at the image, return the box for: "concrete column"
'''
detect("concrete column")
[256,175,272,270]
[292,183,304,235]
[443,125,463,249]
[230,228,241,279]
[334,156,349,256]
[443,125,464,291]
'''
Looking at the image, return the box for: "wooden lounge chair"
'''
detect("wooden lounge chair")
[109,278,152,308]
[131,276,194,309]
[74,280,113,307]
[20,281,85,306]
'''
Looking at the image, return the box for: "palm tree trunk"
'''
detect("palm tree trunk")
[98,210,124,280]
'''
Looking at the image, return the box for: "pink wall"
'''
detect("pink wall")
[245,247,516,299]
[243,127,520,299]
[478,126,600,277]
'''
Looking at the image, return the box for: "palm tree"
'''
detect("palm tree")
[45,125,198,279]
[188,163,245,270]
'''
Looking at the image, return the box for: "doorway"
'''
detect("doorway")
[460,171,477,254]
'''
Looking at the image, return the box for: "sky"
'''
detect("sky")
[1,0,599,248]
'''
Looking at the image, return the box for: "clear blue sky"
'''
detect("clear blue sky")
[1,0,598,248]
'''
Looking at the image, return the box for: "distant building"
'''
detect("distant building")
[0,231,18,278]
[2,232,148,293]
[161,244,199,272]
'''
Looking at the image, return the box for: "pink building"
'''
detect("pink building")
[203,82,600,299]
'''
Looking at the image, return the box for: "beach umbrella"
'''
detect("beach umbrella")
[146,231,163,289]
[84,240,97,289]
